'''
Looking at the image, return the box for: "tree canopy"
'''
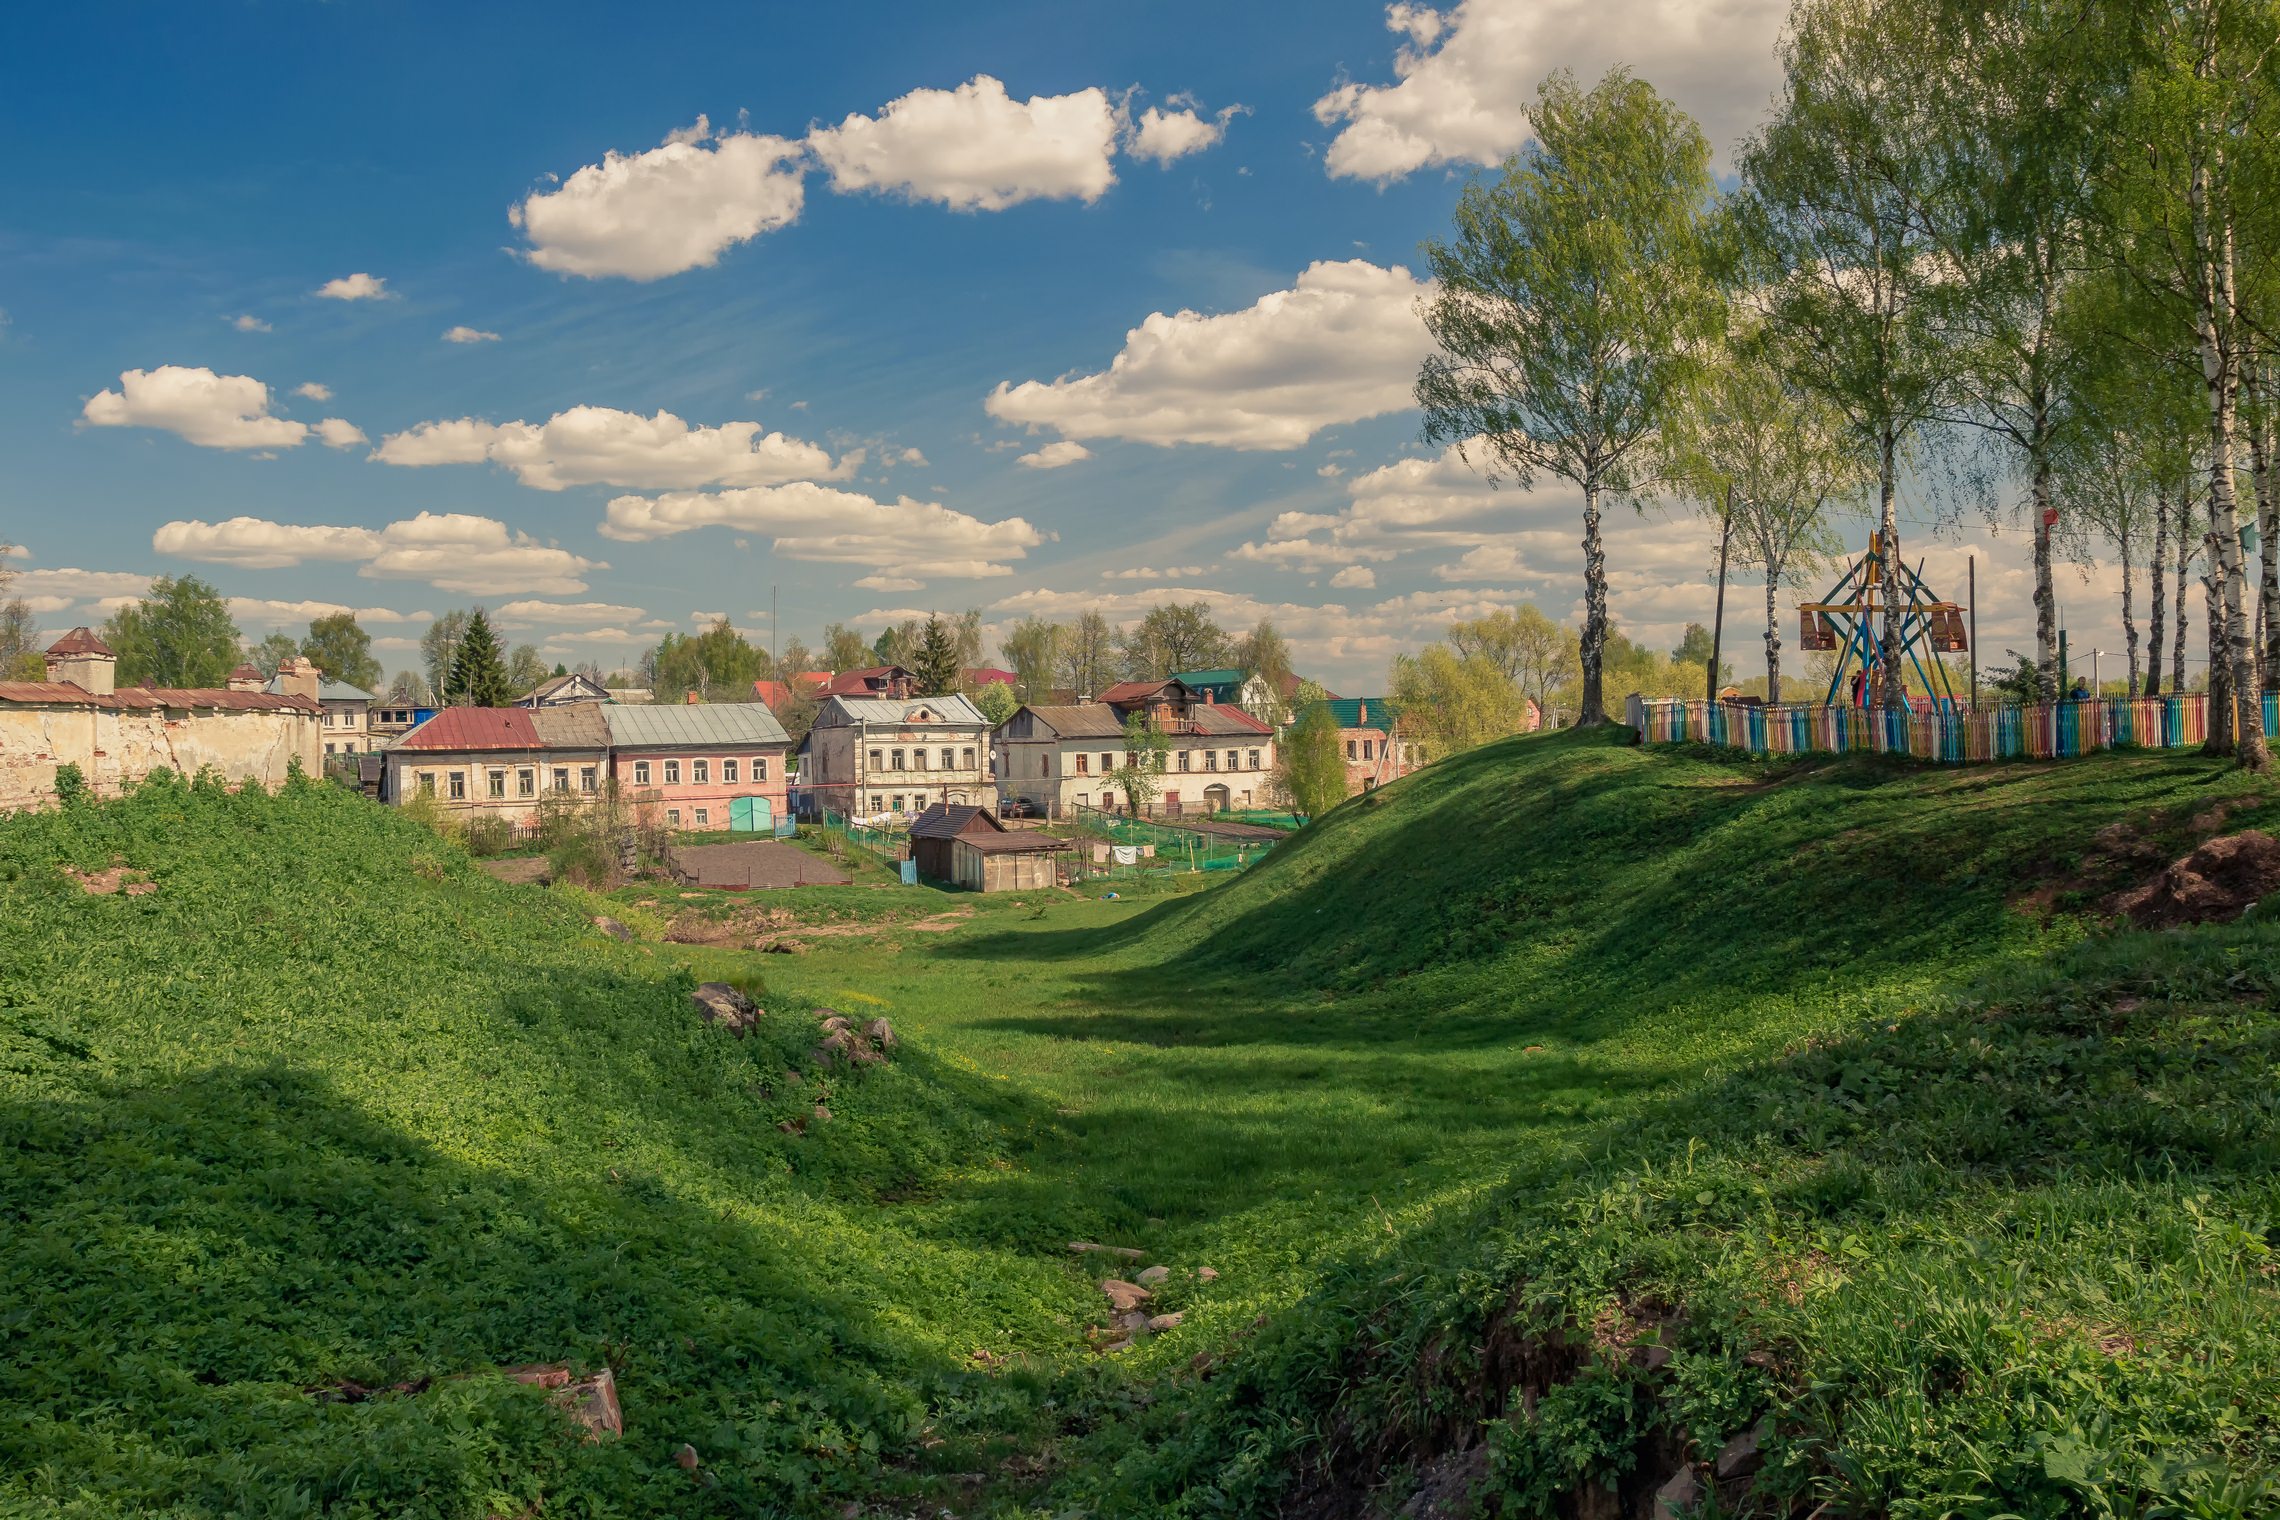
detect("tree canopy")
[103,576,240,688]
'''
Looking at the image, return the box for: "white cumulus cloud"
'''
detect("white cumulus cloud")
[1015,440,1092,470]
[315,272,389,300]
[229,314,271,333]
[985,260,1432,450]
[1312,0,1785,182]
[315,417,367,450]
[81,366,310,451]
[510,118,807,281]
[1330,565,1379,589]
[149,512,604,596]
[373,405,844,491]
[443,325,501,344]
[492,599,649,628]
[1127,101,1241,165]
[294,382,333,401]
[598,481,1042,589]
[809,75,1119,211]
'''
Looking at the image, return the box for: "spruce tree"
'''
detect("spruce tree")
[445,609,511,707]
[912,615,962,696]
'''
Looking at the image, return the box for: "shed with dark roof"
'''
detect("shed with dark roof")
[906,802,1066,891]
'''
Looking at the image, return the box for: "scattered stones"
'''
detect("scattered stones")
[591,915,633,941]
[1101,1279,1152,1313]
[812,1103,833,1123]
[1631,1342,1673,1373]
[1115,1310,1153,1333]
[674,1443,700,1470]
[864,1017,896,1050]
[1068,1242,1145,1260]
[811,1013,894,1071]
[506,1364,622,1441]
[690,983,759,1036]
[1652,1466,1701,1518]
[1197,1266,1219,1282]
[1146,1312,1185,1332]
[1135,1265,1171,1286]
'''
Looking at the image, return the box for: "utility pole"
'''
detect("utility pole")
[1969,556,1978,709]
[1708,483,1732,704]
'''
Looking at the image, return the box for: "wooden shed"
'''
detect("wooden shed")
[908,804,1067,892]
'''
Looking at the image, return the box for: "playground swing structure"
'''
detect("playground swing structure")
[1798,534,1969,709]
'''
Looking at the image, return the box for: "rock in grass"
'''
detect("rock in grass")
[691,983,758,1036]
[1135,1265,1170,1286]
[1101,1280,1152,1312]
[864,1017,896,1050]
[507,1364,622,1441]
[1715,1420,1768,1480]
[1147,1311,1184,1331]
[592,915,634,941]
[1197,1266,1219,1281]
[1652,1467,1701,1517]
[675,1443,700,1470]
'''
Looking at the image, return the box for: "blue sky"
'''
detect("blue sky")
[2,0,2138,692]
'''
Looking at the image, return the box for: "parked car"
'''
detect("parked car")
[999,795,1036,819]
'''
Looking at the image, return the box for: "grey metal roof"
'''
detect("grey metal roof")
[820,693,987,727]
[530,702,610,749]
[265,674,375,702]
[600,701,790,748]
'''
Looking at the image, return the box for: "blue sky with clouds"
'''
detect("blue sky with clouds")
[2,0,2141,692]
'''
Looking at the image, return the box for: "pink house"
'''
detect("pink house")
[601,701,793,832]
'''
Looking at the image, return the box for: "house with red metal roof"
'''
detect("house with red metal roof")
[0,629,322,811]
[379,705,609,822]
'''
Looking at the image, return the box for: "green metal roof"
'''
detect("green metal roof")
[1307,697,1399,733]
[1172,667,1247,689]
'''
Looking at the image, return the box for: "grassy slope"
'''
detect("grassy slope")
[0,774,1096,1518]
[3,734,2275,1518]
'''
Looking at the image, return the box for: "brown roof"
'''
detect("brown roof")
[394,707,543,751]
[1022,704,1128,738]
[44,627,116,658]
[960,831,1070,855]
[530,702,609,749]
[227,664,263,683]
[0,681,318,712]
[817,665,909,696]
[1097,679,1183,705]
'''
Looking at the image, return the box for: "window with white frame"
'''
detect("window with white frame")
[695,807,709,826]
[755,757,769,781]
[633,760,651,786]
[418,771,436,794]
[693,759,709,784]
[666,808,681,826]
[552,767,569,792]
[722,758,739,784]
[518,769,535,798]
[663,760,681,785]
[488,771,507,798]
[449,772,466,800]
[580,766,597,792]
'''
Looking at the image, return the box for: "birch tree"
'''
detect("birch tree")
[1742,0,1963,711]
[1417,67,1719,725]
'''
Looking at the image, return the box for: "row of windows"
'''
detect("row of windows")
[628,756,768,786]
[663,807,714,827]
[1346,738,1424,764]
[322,709,362,727]
[1053,747,1262,777]
[416,765,600,801]
[865,791,972,813]
[866,747,979,773]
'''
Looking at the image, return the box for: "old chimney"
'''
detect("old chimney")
[274,656,321,702]
[226,663,265,693]
[685,691,700,704]
[44,628,117,697]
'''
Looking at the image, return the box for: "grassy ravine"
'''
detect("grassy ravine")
[0,734,2274,1517]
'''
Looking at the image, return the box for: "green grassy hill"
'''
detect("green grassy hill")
[2,736,2275,1519]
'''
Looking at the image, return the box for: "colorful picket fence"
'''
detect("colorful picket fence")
[1637,690,2278,764]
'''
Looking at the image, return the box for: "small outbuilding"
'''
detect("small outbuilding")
[907,803,1067,892]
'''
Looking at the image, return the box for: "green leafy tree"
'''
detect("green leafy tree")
[769,634,818,684]
[973,680,1018,726]
[300,612,383,692]
[1000,616,1064,701]
[1275,703,1348,820]
[1670,624,1732,690]
[1418,67,1719,724]
[248,631,299,680]
[821,622,873,673]
[1113,711,1171,815]
[1661,333,1858,703]
[1232,619,1295,718]
[911,615,963,696]
[384,669,433,706]
[0,545,41,680]
[872,619,923,669]
[653,618,765,703]
[1057,610,1118,697]
[443,609,511,707]
[1448,605,1578,717]
[420,611,470,697]
[1391,645,1528,756]
[1741,0,1964,711]
[506,644,550,698]
[1119,602,1231,680]
[103,575,241,687]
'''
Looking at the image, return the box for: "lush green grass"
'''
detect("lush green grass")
[2,733,2275,1517]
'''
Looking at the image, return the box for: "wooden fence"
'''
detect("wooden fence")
[1634,691,2280,763]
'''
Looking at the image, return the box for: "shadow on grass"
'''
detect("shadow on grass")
[0,1060,1025,1518]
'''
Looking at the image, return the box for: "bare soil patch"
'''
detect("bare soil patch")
[2106,830,2280,928]
[671,840,852,891]
[62,860,155,896]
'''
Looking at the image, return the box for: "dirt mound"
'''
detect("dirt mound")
[2107,830,2280,928]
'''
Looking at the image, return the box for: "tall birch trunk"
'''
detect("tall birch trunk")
[2174,490,2194,694]
[1765,565,1783,705]
[1877,428,1905,710]
[1579,478,1608,725]
[2120,512,2139,695]
[2190,141,2268,765]
[2249,365,2279,679]
[2146,489,2169,696]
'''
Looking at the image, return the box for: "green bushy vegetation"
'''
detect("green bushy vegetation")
[2,732,2274,1517]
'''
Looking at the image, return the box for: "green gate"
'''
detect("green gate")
[729,796,773,832]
